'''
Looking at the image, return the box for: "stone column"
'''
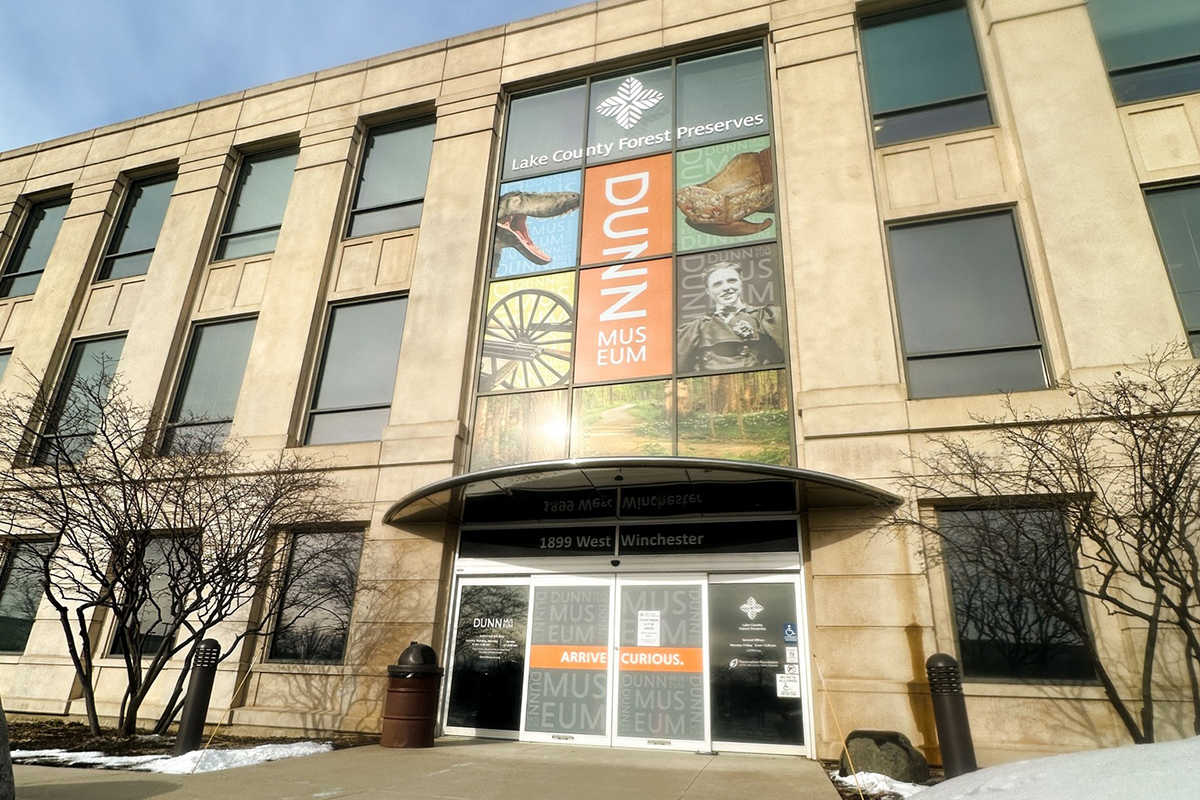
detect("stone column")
[983,0,1185,368]
[231,123,357,450]
[381,89,502,475]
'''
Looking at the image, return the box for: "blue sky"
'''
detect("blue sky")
[0,0,580,153]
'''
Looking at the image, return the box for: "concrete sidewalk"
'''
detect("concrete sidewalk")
[14,737,841,800]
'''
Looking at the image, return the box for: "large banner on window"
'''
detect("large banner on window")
[581,154,673,266]
[575,259,673,384]
[676,243,784,375]
[676,136,775,253]
[494,171,581,278]
[480,272,576,393]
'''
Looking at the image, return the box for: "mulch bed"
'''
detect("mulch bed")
[7,717,379,758]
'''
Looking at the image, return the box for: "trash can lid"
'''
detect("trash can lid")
[391,641,442,675]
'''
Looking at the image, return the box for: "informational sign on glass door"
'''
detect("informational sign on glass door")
[615,583,706,745]
[707,581,804,745]
[446,583,529,732]
[524,584,611,738]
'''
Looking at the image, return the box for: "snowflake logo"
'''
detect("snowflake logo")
[595,77,664,130]
[740,597,764,620]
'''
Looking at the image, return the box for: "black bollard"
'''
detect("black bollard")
[925,653,978,778]
[174,639,222,755]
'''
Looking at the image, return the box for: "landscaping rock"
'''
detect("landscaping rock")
[838,729,930,784]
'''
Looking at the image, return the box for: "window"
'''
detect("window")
[269,530,364,663]
[938,508,1094,681]
[305,296,408,445]
[0,540,53,652]
[108,536,193,657]
[214,148,298,261]
[97,173,176,281]
[1087,0,1200,104]
[0,350,10,381]
[36,336,125,464]
[860,2,993,146]
[346,121,435,238]
[164,318,256,453]
[1146,185,1200,355]
[888,211,1047,398]
[0,196,70,298]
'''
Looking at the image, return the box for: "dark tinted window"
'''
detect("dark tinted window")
[36,336,125,464]
[165,318,256,452]
[306,296,408,445]
[98,174,176,281]
[889,212,1047,398]
[0,351,10,382]
[0,540,54,652]
[675,46,769,147]
[214,148,298,261]
[1088,0,1200,103]
[860,2,992,146]
[1146,184,1200,354]
[1,197,70,298]
[348,121,435,238]
[269,531,364,663]
[939,508,1095,681]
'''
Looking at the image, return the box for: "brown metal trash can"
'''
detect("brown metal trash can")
[381,642,444,748]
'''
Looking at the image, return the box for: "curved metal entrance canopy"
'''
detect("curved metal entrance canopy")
[384,457,901,526]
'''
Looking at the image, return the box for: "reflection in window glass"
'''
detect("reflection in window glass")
[36,336,125,464]
[860,3,992,145]
[675,47,769,148]
[0,351,10,382]
[939,508,1095,681]
[503,85,587,180]
[0,197,70,298]
[109,536,197,657]
[0,540,53,652]
[677,370,790,464]
[306,296,407,445]
[347,121,435,238]
[889,212,1047,399]
[472,390,569,469]
[98,174,176,281]
[571,380,673,457]
[269,531,364,663]
[215,148,299,261]
[1087,0,1200,103]
[165,318,256,453]
[1146,185,1200,355]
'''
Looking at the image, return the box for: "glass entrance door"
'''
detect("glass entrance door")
[520,577,613,745]
[613,576,709,750]
[707,575,806,751]
[445,570,809,754]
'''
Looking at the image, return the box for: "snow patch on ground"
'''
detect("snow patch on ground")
[912,735,1200,800]
[830,770,924,798]
[11,741,333,774]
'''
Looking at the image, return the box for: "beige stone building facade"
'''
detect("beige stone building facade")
[2,0,1200,766]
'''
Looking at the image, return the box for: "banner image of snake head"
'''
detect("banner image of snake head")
[675,136,774,253]
[479,271,576,393]
[494,170,582,278]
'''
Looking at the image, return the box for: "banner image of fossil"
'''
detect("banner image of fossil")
[493,170,582,278]
[675,147,773,236]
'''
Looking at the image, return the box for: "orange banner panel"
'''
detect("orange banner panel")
[581,154,673,266]
[617,647,704,673]
[574,258,673,383]
[529,644,609,669]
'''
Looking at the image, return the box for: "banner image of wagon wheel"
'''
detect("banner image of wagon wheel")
[480,287,575,392]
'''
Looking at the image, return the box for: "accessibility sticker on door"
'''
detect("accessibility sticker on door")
[776,673,801,698]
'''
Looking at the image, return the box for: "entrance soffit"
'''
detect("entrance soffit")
[383,457,901,526]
